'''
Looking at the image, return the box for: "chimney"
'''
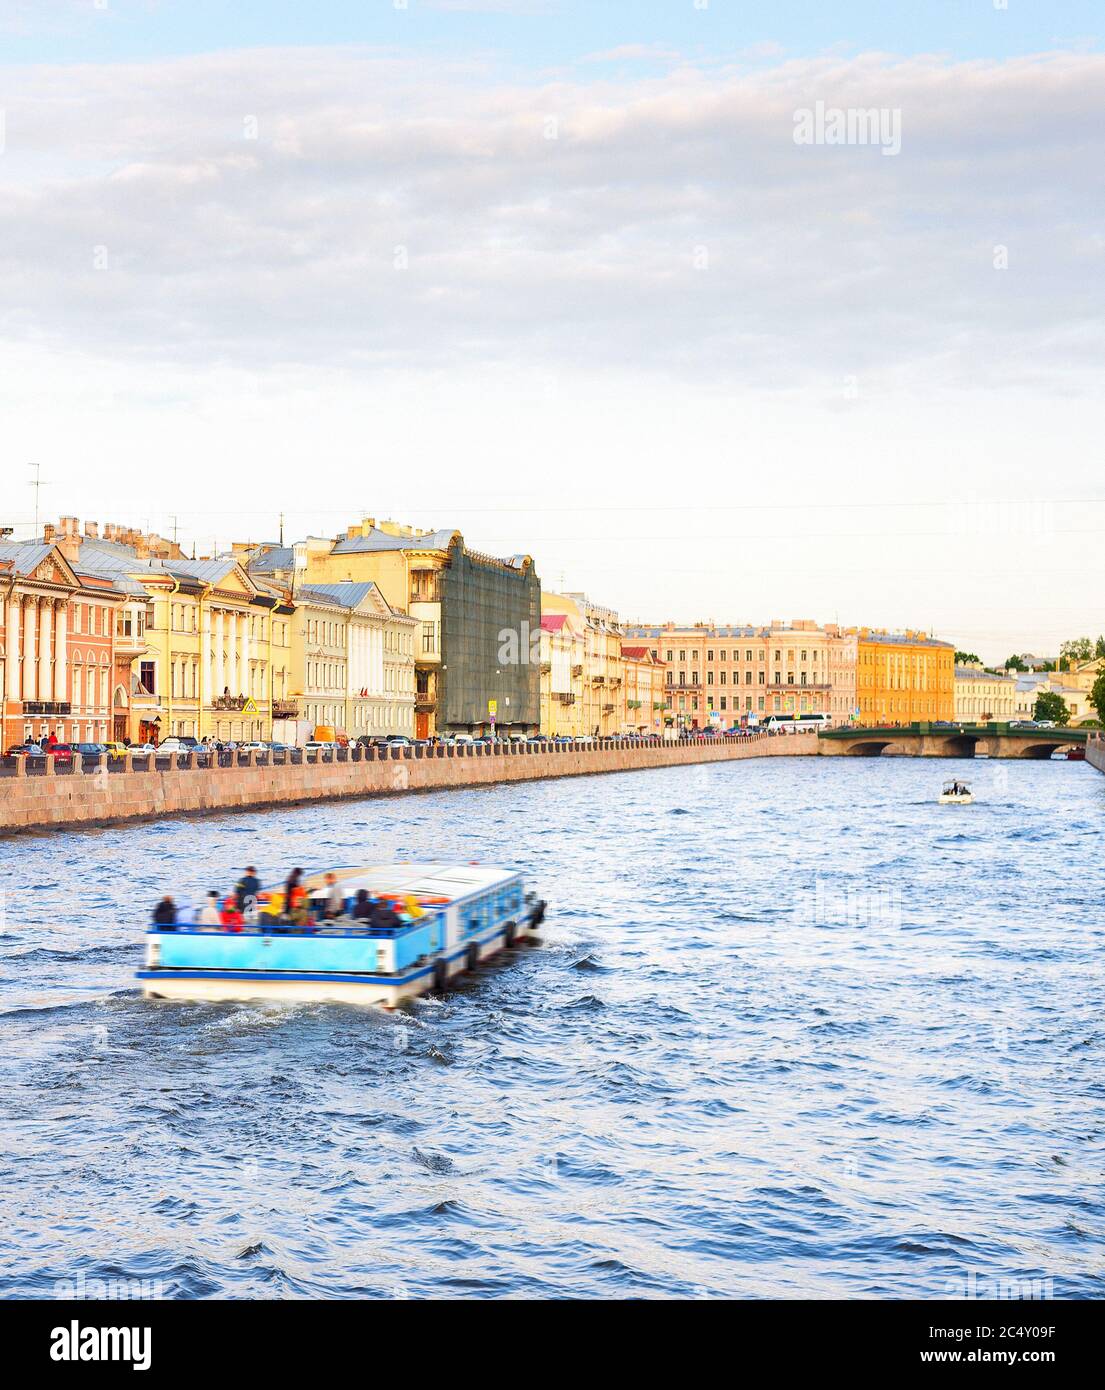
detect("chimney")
[57,533,82,564]
[84,521,99,539]
[43,523,56,543]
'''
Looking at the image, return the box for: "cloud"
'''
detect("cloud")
[0,44,1101,399]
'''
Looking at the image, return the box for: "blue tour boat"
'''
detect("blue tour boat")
[138,863,546,1007]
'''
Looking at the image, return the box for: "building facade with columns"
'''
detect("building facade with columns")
[851,628,955,724]
[0,538,127,750]
[38,520,292,743]
[954,663,1017,723]
[274,581,417,740]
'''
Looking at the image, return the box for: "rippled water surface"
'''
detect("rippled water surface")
[1,756,1103,1299]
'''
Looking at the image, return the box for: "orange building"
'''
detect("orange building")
[851,629,955,724]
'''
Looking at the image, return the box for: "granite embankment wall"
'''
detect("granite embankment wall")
[0,734,818,835]
[1087,736,1105,777]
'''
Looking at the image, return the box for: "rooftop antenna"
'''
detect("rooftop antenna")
[170,515,179,544]
[28,462,43,539]
[279,511,285,546]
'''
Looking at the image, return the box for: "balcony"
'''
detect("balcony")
[272,699,300,719]
[213,695,250,711]
[571,665,583,678]
[553,692,575,705]
[592,675,606,685]
[19,701,71,716]
[415,700,436,714]
[602,703,615,713]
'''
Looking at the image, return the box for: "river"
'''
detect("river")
[0,756,1102,1298]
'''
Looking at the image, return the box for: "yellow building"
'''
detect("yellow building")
[852,628,955,724]
[58,525,290,742]
[542,591,625,736]
[620,642,666,733]
[539,609,585,737]
[954,663,1017,723]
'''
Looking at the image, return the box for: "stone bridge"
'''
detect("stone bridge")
[818,722,1091,759]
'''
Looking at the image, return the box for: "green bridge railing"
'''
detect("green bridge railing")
[819,722,1091,742]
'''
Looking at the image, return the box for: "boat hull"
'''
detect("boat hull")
[938,793,973,804]
[138,916,539,1007]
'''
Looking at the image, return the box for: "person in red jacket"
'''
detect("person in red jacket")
[220,893,244,931]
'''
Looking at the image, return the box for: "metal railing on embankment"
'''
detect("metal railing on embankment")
[0,728,812,780]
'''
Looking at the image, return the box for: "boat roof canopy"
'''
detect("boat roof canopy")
[284,862,522,903]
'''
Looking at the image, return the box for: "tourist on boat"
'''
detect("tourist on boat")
[283,868,308,924]
[322,872,346,920]
[220,893,244,930]
[374,899,402,929]
[236,866,261,917]
[403,894,426,920]
[198,891,221,926]
[152,896,177,927]
[352,889,374,921]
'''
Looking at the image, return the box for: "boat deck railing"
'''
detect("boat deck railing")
[151,912,442,940]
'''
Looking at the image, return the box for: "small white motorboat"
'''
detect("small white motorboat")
[939,780,973,805]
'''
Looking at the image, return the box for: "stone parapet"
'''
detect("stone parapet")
[0,735,816,835]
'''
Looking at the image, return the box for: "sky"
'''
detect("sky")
[1,1,1102,664]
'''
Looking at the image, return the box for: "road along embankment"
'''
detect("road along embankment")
[0,734,817,835]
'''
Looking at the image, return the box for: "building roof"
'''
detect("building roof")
[0,542,54,576]
[620,645,653,659]
[858,631,955,650]
[625,624,762,639]
[331,528,459,555]
[247,545,295,574]
[955,665,1015,681]
[540,614,568,633]
[295,581,391,613]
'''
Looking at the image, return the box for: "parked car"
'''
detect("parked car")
[155,738,209,762]
[72,742,106,759]
[6,743,45,759]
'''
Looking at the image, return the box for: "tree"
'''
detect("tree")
[1034,691,1070,725]
[1096,636,1105,660]
[1091,672,1105,725]
[1059,637,1093,670]
[955,650,981,665]
[1004,655,1028,672]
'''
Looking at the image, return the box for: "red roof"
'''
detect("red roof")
[621,645,655,661]
[541,614,568,632]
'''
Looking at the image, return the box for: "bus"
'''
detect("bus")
[762,713,832,733]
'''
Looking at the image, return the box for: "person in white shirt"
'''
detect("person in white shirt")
[198,891,221,927]
[324,873,346,920]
